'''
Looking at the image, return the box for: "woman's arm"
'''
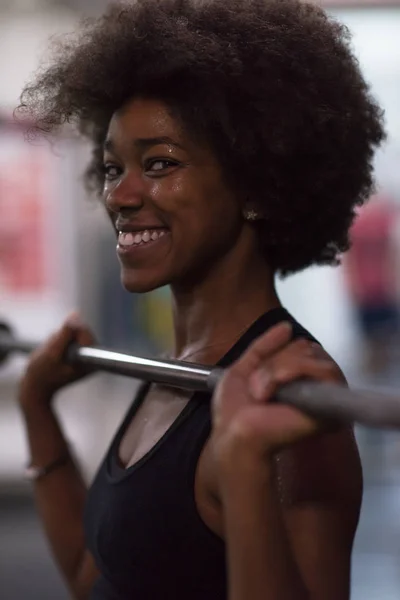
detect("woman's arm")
[221,448,308,600]
[220,426,361,600]
[211,322,362,600]
[18,315,100,600]
[21,397,99,600]
[281,428,361,598]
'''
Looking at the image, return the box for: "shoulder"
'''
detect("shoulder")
[227,308,319,365]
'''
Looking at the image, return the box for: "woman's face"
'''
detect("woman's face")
[103,97,251,293]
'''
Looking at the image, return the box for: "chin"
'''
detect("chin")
[120,270,170,294]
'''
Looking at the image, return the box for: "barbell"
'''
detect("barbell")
[1,320,400,429]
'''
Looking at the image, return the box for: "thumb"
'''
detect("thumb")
[233,322,292,378]
[65,312,96,347]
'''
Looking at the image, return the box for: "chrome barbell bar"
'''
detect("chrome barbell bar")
[1,322,400,429]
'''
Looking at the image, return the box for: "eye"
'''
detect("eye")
[102,163,123,181]
[145,159,179,174]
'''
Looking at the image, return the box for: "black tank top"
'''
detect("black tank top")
[84,308,316,600]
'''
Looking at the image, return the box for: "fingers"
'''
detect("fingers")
[248,339,342,402]
[245,403,318,437]
[65,313,96,347]
[233,322,293,377]
[46,313,95,358]
[225,403,319,454]
[230,322,340,403]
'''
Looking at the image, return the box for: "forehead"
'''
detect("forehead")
[107,97,184,142]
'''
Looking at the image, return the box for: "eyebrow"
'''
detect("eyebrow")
[103,136,186,153]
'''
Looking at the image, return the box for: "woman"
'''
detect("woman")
[16,1,385,599]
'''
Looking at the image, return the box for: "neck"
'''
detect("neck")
[170,245,281,364]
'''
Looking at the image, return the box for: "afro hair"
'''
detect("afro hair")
[16,0,386,275]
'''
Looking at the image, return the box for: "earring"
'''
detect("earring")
[243,208,260,221]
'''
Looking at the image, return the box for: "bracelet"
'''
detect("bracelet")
[24,454,71,482]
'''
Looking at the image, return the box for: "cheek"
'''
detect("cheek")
[151,174,241,247]
[177,197,241,263]
[195,182,241,238]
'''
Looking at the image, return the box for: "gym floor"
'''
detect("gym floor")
[0,429,399,600]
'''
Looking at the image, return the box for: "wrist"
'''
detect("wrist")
[19,382,54,411]
[219,453,274,508]
[25,452,71,482]
[217,436,274,483]
[215,420,274,468]
[19,398,56,428]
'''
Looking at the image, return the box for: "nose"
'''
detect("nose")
[105,171,145,215]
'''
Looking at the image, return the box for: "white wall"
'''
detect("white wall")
[0,11,78,111]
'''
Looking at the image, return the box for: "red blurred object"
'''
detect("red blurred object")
[0,152,49,293]
[347,197,398,307]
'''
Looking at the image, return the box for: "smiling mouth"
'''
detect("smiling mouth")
[118,228,169,248]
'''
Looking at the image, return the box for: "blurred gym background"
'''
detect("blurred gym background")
[0,0,400,598]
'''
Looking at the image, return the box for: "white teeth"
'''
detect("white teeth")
[119,232,135,246]
[118,229,167,247]
[142,231,151,243]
